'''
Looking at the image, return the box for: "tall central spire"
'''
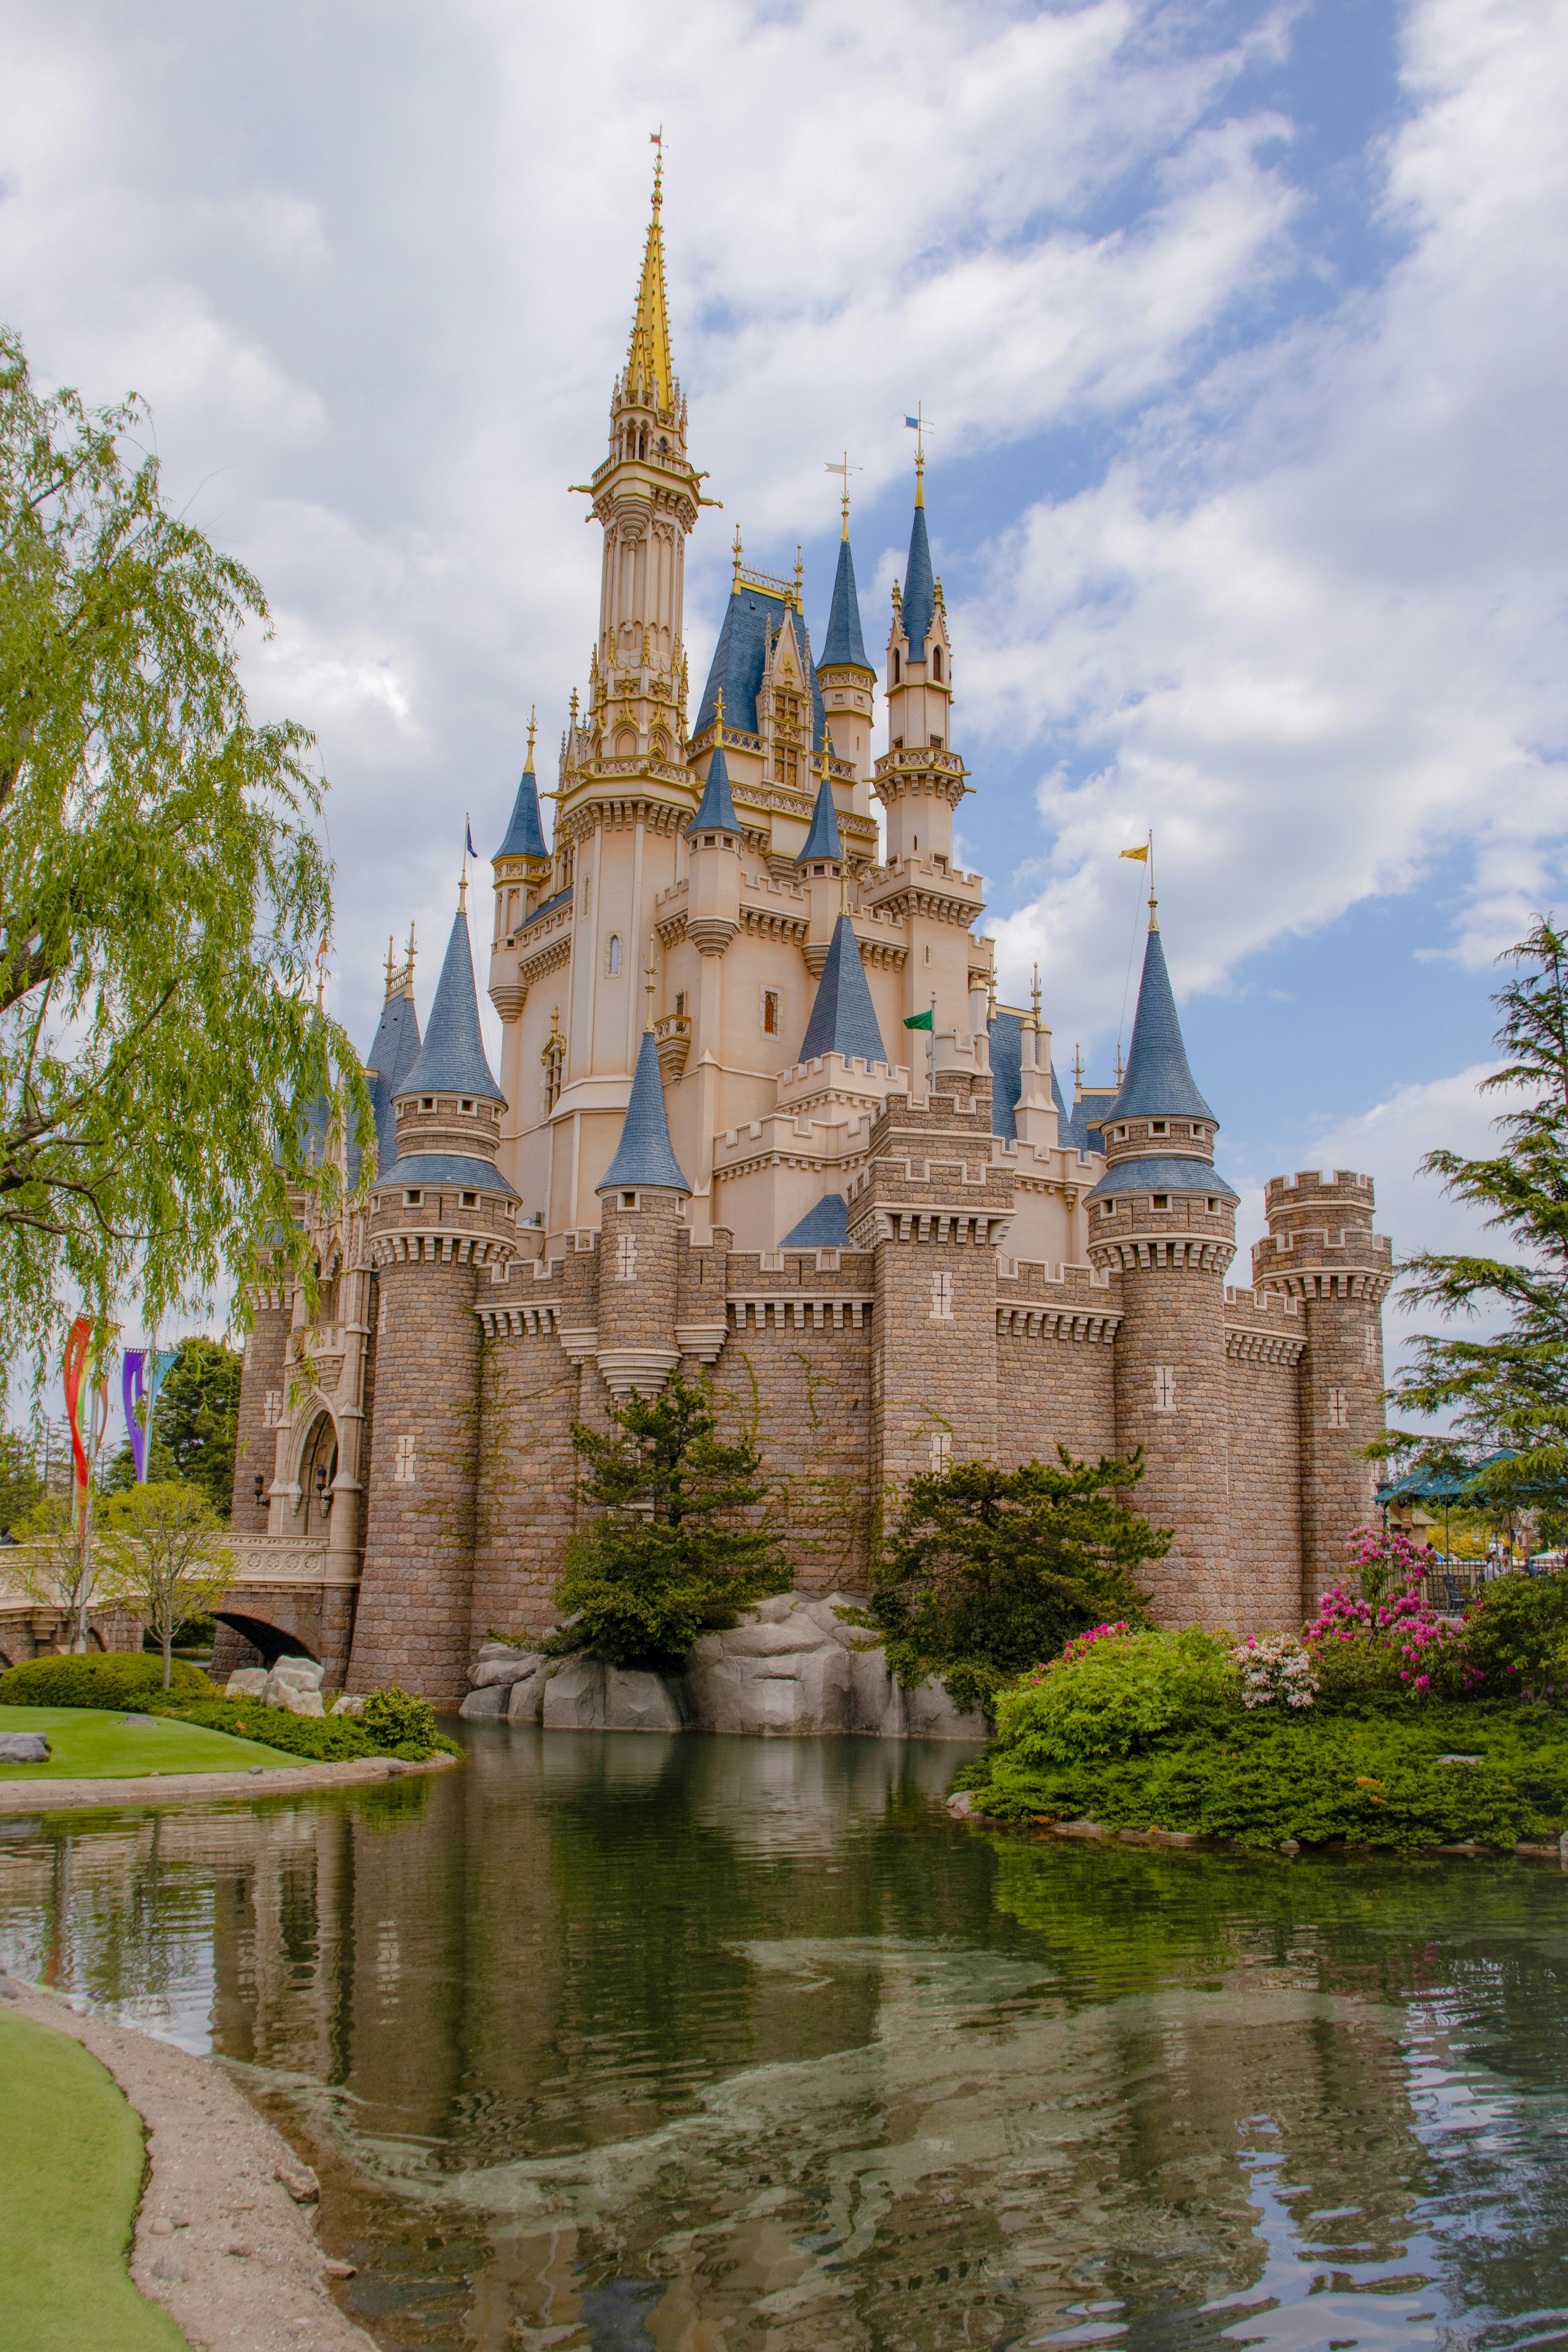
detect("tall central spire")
[624,154,674,413]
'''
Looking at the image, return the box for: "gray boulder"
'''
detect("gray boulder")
[0,1733,49,1763]
[604,1666,690,1734]
[458,1684,508,1719]
[263,1656,325,1715]
[541,1656,606,1729]
[470,1651,546,1690]
[224,1668,267,1699]
[330,1693,365,1716]
[506,1667,545,1724]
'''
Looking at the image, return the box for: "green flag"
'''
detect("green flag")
[903,1009,934,1031]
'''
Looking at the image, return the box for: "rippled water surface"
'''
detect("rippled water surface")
[2,1724,1567,2350]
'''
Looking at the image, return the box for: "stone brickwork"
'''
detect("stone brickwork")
[1254,1170,1393,1609]
[995,1260,1120,1467]
[467,1322,581,1646]
[231,1289,292,1528]
[1090,1184,1237,1627]
[1223,1285,1306,1636]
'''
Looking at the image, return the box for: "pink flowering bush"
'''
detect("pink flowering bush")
[1345,1523,1439,1604]
[1305,1577,1469,1702]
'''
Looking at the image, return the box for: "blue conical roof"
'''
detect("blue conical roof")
[687,742,739,836]
[494,757,548,861]
[902,498,935,660]
[798,916,889,1067]
[819,534,869,670]
[397,908,505,1105]
[597,1029,690,1193]
[363,987,423,1174]
[695,592,826,742]
[1109,925,1216,1123]
[797,768,842,862]
[781,1194,849,1248]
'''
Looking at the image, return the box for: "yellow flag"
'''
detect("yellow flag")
[1119,844,1149,862]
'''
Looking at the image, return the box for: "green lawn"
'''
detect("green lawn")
[0,1705,297,1778]
[0,2010,188,2351]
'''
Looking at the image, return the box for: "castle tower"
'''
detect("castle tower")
[1086,906,1239,1627]
[816,501,876,804]
[877,455,961,865]
[796,755,844,977]
[1253,1170,1394,1607]
[489,719,553,1129]
[594,1020,691,1400]
[347,889,518,1701]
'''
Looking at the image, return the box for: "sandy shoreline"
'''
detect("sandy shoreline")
[0,1748,459,1812]
[0,1971,379,2351]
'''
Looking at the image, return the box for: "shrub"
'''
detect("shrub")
[1344,1523,1439,1605]
[1459,1570,1568,1696]
[991,1627,1237,1765]
[1305,1583,1470,1702]
[358,1686,440,1758]
[1236,1633,1319,1710]
[0,1652,215,1709]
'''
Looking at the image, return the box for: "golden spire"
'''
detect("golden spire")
[384,934,396,998]
[624,143,674,413]
[1030,962,1042,1026]
[793,544,804,610]
[825,451,861,539]
[732,525,743,588]
[526,704,537,771]
[714,686,725,742]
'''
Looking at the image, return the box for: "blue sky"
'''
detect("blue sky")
[3,0,1566,1331]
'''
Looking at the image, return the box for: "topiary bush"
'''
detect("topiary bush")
[990,1626,1238,1765]
[0,1653,215,1709]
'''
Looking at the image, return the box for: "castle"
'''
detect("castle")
[220,169,1393,1702]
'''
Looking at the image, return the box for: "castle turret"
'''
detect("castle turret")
[1253,1169,1393,1606]
[1086,903,1238,1628]
[816,500,875,798]
[877,455,962,866]
[348,888,518,1702]
[796,752,844,976]
[685,735,742,956]
[595,1020,690,1399]
[798,913,889,1069]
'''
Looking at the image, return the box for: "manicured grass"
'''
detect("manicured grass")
[0,1704,296,1779]
[0,2010,187,2351]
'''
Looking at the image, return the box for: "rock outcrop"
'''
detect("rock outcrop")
[225,1656,326,1717]
[459,1597,986,1740]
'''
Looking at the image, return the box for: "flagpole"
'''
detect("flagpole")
[930,991,936,1096]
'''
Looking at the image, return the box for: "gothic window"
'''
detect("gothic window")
[608,934,621,975]
[394,1434,416,1484]
[542,1022,564,1115]
[762,989,781,1037]
[930,1269,954,1322]
[1327,1388,1349,1428]
[674,991,686,1018]
[1152,1365,1176,1412]
[616,729,637,756]
[933,646,944,682]
[893,650,901,684]
[773,744,800,787]
[616,1232,638,1282]
[930,1429,953,1472]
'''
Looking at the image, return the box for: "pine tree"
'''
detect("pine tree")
[550,1373,790,1668]
[857,1451,1165,1715]
[1390,915,1568,1535]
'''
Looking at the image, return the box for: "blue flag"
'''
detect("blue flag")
[466,822,477,860]
[905,415,919,430]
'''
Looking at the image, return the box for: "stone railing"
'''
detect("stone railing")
[227,1536,345,1588]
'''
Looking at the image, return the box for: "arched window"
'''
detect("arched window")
[933,645,944,682]
[893,649,901,684]
[608,935,621,975]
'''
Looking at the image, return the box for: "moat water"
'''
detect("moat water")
[2,1726,1566,2352]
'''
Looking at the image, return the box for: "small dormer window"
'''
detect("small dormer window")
[1207,1196,1220,1213]
[930,734,944,751]
[461,1190,477,1207]
[1100,1199,1114,1216]
[1151,1119,1167,1134]
[404,1189,422,1206]
[1152,1194,1170,1211]
[420,1096,434,1111]
[460,1098,473,1113]
[621,1191,636,1209]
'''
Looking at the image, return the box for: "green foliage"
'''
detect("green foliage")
[0,1650,213,1707]
[101,1337,241,1515]
[97,1477,233,1688]
[857,1452,1164,1714]
[357,1684,441,1756]
[962,1701,1568,1854]
[550,1373,789,1668]
[1460,1569,1568,1694]
[1308,1628,1411,1706]
[1386,915,1568,1522]
[991,1627,1237,1763]
[149,1687,458,1762]
[0,1427,42,1533]
[0,328,367,1383]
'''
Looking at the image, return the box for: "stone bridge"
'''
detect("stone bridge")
[209,1538,359,1685]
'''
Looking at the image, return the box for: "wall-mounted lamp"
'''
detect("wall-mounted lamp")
[253,1475,265,1508]
[315,1464,332,1515]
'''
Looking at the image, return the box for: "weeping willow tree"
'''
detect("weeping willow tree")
[0,328,365,1384]
[1388,916,1568,1541]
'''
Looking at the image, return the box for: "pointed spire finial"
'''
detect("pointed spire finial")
[825,451,861,539]
[1114,1040,1125,1085]
[404,921,417,1001]
[526,703,537,770]
[644,942,658,1033]
[1072,1041,1084,1098]
[1031,962,1042,1025]
[732,524,743,588]
[793,544,803,610]
[385,933,396,997]
[715,686,725,741]
[904,403,933,506]
[624,137,674,412]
